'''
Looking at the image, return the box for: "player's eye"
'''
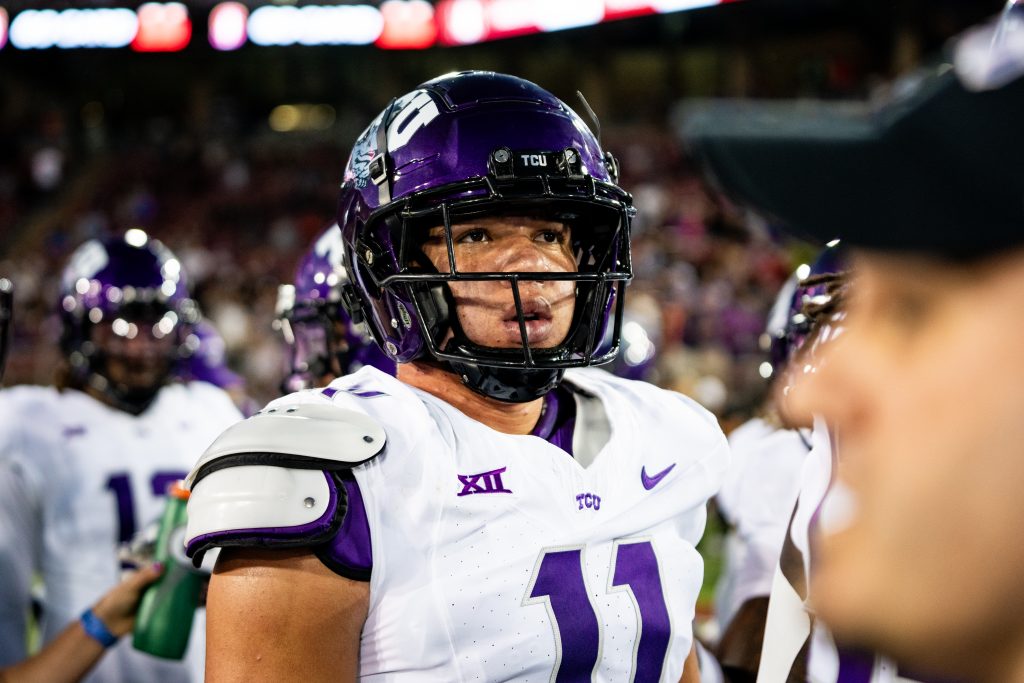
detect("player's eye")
[536,229,565,244]
[456,228,489,244]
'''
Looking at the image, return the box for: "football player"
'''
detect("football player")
[713,246,844,681]
[0,230,242,682]
[685,3,1024,681]
[275,222,395,392]
[184,71,729,682]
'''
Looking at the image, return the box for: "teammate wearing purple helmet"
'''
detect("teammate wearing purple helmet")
[712,245,845,681]
[185,71,728,682]
[276,223,395,393]
[0,231,241,683]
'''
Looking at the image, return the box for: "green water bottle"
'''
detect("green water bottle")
[132,481,204,659]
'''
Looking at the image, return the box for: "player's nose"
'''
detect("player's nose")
[497,236,566,274]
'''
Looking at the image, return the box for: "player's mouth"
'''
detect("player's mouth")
[502,300,554,345]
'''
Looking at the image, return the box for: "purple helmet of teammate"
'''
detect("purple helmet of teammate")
[179,318,244,390]
[59,229,199,414]
[764,240,847,375]
[336,70,635,402]
[0,278,11,381]
[276,223,395,392]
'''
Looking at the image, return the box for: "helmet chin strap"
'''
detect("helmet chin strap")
[446,356,564,404]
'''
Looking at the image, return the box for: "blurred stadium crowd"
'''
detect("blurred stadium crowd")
[0,1,1001,418]
[0,104,794,417]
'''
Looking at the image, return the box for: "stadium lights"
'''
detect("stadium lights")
[9,8,138,49]
[6,3,191,51]
[208,1,247,51]
[0,0,728,51]
[376,0,436,49]
[246,5,383,47]
[131,2,191,52]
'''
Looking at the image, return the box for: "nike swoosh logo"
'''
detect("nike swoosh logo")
[641,463,676,491]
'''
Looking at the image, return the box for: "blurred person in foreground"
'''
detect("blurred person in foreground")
[0,231,242,682]
[274,222,395,393]
[184,71,728,682]
[686,3,1024,680]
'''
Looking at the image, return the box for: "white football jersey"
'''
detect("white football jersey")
[756,419,928,683]
[714,418,809,635]
[0,381,241,683]
[264,366,729,682]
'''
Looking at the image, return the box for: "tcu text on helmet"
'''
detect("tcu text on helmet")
[387,91,440,151]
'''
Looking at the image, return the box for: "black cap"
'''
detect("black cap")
[682,64,1024,255]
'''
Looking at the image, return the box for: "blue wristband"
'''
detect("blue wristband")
[80,608,118,648]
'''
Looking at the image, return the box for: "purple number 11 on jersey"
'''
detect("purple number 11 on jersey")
[524,539,672,682]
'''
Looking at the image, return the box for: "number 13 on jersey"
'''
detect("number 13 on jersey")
[523,539,672,683]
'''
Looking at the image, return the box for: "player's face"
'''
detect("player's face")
[787,249,1024,679]
[92,316,176,393]
[421,216,577,349]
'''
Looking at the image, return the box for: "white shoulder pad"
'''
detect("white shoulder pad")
[184,403,385,489]
[183,465,341,564]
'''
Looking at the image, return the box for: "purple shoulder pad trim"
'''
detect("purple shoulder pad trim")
[185,470,340,564]
[322,387,339,398]
[320,477,372,574]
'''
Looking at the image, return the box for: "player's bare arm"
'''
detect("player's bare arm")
[206,548,368,683]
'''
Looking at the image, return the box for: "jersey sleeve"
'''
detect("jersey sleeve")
[312,474,373,581]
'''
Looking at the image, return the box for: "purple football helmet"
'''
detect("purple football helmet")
[179,318,243,390]
[765,241,847,373]
[59,230,199,413]
[0,278,11,381]
[276,223,395,392]
[336,71,635,402]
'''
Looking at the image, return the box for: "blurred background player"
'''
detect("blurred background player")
[0,277,170,683]
[0,230,241,683]
[275,222,394,392]
[686,3,1024,681]
[711,245,844,681]
[185,71,727,682]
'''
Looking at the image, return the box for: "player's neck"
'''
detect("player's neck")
[398,362,543,435]
[999,643,1024,683]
